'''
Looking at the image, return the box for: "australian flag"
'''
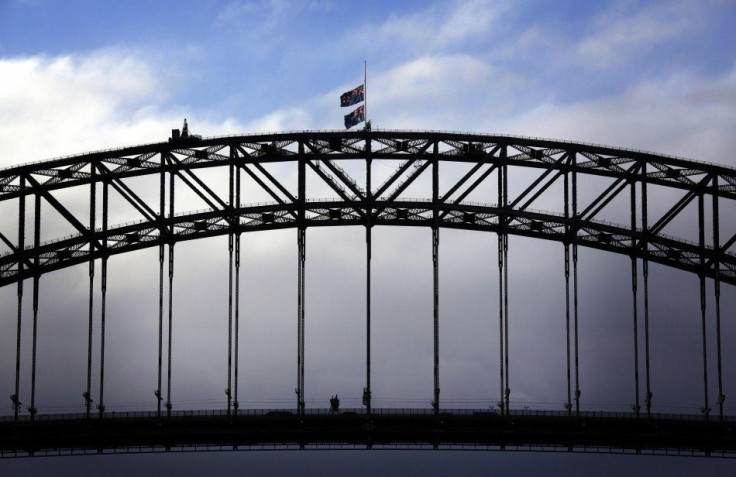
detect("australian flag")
[344,105,365,129]
[340,84,364,107]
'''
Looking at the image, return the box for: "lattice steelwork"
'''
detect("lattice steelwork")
[0,129,734,455]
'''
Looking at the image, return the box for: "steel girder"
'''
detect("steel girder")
[0,129,735,286]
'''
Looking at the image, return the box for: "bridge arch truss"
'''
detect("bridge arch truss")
[0,130,735,454]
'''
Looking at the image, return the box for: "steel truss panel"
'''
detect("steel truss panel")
[0,129,734,287]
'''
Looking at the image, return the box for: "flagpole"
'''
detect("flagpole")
[364,60,367,130]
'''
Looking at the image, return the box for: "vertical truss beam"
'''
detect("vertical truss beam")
[156,157,166,417]
[642,165,652,417]
[564,164,572,416]
[572,151,581,416]
[713,177,725,421]
[364,144,372,414]
[296,142,306,415]
[698,191,709,420]
[630,173,641,417]
[297,227,306,415]
[166,167,175,417]
[234,153,242,414]
[85,165,96,418]
[503,147,510,414]
[497,145,510,415]
[29,191,41,420]
[98,176,108,418]
[12,177,25,420]
[432,147,440,416]
[227,155,234,415]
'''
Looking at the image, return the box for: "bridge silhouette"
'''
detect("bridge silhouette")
[0,129,734,457]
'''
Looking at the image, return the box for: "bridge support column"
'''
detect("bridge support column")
[572,152,581,416]
[234,158,242,415]
[698,192,710,421]
[29,193,41,421]
[564,242,572,416]
[233,231,241,415]
[713,177,724,421]
[85,168,96,419]
[642,166,652,418]
[296,144,306,417]
[166,171,175,418]
[498,152,506,415]
[12,178,25,421]
[227,232,233,414]
[573,241,580,415]
[497,145,510,415]
[156,157,166,417]
[297,227,306,415]
[630,176,641,418]
[432,227,440,416]
[156,242,165,417]
[227,156,235,416]
[98,178,108,418]
[564,163,571,416]
[364,197,372,413]
[431,143,440,416]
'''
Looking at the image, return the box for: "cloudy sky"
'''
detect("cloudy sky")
[1,0,736,474]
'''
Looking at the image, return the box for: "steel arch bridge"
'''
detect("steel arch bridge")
[0,129,735,457]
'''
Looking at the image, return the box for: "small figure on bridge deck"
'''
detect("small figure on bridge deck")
[330,395,340,413]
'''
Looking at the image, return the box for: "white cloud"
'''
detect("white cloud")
[577,0,710,67]
[216,0,332,26]
[216,1,263,25]
[500,68,736,165]
[335,55,523,132]
[355,0,505,53]
[242,107,313,133]
[0,50,246,168]
[374,55,493,103]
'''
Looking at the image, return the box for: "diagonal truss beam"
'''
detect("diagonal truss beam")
[168,154,229,211]
[235,148,299,220]
[579,163,640,222]
[25,175,101,249]
[251,162,297,203]
[374,159,417,198]
[386,159,432,201]
[441,147,500,203]
[319,159,364,200]
[509,153,570,211]
[439,164,498,220]
[305,160,366,220]
[0,231,34,271]
[648,176,711,237]
[98,163,158,222]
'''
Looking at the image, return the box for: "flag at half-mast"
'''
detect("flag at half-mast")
[340,84,364,107]
[344,105,365,130]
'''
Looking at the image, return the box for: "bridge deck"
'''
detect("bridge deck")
[1,410,733,458]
